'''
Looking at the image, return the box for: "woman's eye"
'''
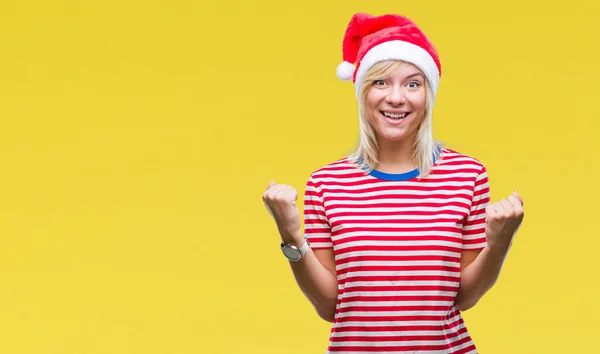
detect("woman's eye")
[408,81,421,89]
[374,80,386,86]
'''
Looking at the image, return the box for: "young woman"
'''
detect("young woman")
[263,13,524,354]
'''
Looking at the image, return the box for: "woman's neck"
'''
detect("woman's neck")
[375,139,417,174]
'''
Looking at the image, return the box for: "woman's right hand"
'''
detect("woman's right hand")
[262,181,302,243]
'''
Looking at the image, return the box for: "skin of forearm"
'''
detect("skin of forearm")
[455,245,509,311]
[284,231,338,322]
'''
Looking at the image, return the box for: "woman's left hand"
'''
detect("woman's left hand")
[484,191,524,251]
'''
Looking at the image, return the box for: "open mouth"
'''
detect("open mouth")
[381,111,409,120]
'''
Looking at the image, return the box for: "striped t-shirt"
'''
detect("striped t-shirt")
[303,148,490,354]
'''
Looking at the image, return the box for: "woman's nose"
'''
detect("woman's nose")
[385,85,406,105]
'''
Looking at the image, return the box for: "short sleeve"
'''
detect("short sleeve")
[303,174,332,249]
[462,166,491,250]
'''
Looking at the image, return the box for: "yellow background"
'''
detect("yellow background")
[1,1,598,353]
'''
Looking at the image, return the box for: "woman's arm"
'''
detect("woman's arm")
[286,234,338,322]
[455,191,524,311]
[263,181,339,322]
[455,246,509,311]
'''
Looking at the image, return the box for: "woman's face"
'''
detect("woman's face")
[365,63,427,145]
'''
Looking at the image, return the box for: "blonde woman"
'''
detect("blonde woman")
[263,13,524,354]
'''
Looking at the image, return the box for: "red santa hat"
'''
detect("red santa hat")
[336,13,442,98]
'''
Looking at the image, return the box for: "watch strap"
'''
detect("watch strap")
[297,238,309,257]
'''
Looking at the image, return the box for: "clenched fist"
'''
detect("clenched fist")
[262,181,302,243]
[485,191,525,251]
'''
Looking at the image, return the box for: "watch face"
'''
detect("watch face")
[282,246,301,261]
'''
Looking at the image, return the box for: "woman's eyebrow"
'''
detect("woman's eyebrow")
[405,72,425,79]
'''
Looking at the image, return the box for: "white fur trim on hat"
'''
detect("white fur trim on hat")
[354,40,440,98]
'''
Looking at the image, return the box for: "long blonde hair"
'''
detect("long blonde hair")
[348,60,443,177]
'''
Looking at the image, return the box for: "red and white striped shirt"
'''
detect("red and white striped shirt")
[303,148,490,354]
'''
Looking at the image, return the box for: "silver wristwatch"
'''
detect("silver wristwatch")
[281,238,310,261]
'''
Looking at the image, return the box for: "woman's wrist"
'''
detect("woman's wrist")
[280,230,306,247]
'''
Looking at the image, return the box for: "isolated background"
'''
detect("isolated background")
[1,1,598,353]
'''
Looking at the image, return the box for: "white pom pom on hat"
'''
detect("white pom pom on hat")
[336,61,355,81]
